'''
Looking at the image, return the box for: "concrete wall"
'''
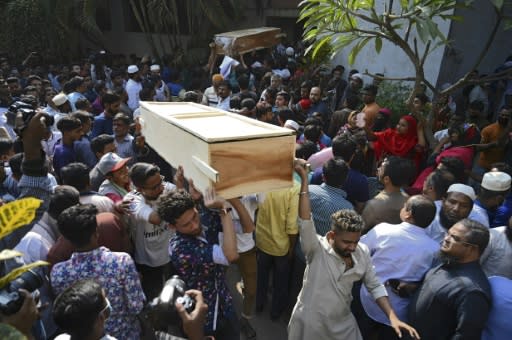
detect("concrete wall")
[437,1,512,87]
[97,0,300,58]
[331,3,452,89]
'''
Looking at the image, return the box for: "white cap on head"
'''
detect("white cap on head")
[284,119,299,131]
[127,65,139,74]
[52,93,68,106]
[447,183,476,201]
[351,73,363,80]
[150,64,160,72]
[481,171,512,191]
[286,47,294,56]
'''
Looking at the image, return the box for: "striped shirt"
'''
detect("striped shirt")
[309,183,354,236]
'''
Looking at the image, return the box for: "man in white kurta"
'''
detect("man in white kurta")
[288,159,420,340]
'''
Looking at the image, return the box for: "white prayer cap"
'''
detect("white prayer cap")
[482,172,511,191]
[447,184,476,201]
[127,65,139,74]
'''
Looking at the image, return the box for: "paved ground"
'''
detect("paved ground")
[226,265,289,340]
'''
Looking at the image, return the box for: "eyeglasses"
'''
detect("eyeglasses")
[143,175,164,191]
[99,298,112,319]
[444,232,476,247]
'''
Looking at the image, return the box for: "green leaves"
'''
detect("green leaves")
[348,37,371,65]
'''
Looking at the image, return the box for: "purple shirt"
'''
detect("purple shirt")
[51,247,145,340]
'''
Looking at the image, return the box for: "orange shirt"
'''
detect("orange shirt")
[479,122,507,170]
[363,102,381,128]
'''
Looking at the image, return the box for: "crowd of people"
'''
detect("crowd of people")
[0,42,511,340]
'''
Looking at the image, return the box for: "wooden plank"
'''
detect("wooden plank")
[141,101,294,142]
[140,101,296,198]
[214,27,283,56]
[209,135,295,198]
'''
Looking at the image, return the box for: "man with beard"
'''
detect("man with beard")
[426,184,487,242]
[478,106,511,171]
[288,159,419,340]
[473,171,512,226]
[408,219,491,340]
[480,215,512,279]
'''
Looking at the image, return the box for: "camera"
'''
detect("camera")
[6,101,49,136]
[0,270,43,315]
[143,275,195,332]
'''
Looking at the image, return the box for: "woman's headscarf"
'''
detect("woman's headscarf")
[373,115,419,160]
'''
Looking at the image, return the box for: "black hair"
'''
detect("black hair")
[295,141,317,160]
[90,134,115,156]
[344,95,362,110]
[458,218,490,255]
[362,85,378,96]
[60,162,90,191]
[304,124,322,143]
[276,91,290,103]
[0,138,13,157]
[323,157,349,188]
[382,156,415,187]
[303,117,322,127]
[53,279,105,338]
[75,98,90,111]
[71,111,93,125]
[332,134,357,161]
[48,185,80,220]
[229,96,241,110]
[331,209,364,233]
[8,153,23,177]
[56,116,82,132]
[426,169,456,199]
[139,87,154,101]
[277,109,294,123]
[157,190,196,225]
[241,98,256,110]
[113,113,131,125]
[129,162,160,188]
[237,74,250,90]
[300,80,313,90]
[405,195,436,228]
[255,104,272,119]
[101,92,120,106]
[58,204,98,247]
[439,156,465,183]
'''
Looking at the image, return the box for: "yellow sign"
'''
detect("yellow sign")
[0,249,23,261]
[0,198,42,240]
[0,260,48,289]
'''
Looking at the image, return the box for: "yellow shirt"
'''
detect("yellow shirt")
[255,184,299,256]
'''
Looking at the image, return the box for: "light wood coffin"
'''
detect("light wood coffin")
[139,102,296,198]
[213,27,284,56]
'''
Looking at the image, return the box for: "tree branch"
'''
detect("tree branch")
[420,40,431,67]
[363,70,416,82]
[441,68,512,96]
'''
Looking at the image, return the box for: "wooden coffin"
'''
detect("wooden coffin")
[213,27,284,56]
[139,102,296,198]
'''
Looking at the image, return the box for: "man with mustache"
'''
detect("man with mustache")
[426,184,483,243]
[409,218,491,340]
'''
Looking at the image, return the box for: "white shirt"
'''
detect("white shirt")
[360,222,439,324]
[426,200,490,243]
[480,227,512,279]
[288,218,387,340]
[218,195,258,253]
[125,78,143,111]
[125,182,176,267]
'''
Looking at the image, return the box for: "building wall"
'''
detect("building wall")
[331,3,452,90]
[436,1,511,87]
[97,0,300,58]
